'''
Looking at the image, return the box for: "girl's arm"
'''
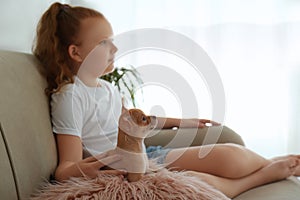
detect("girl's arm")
[156,117,221,129]
[54,134,126,181]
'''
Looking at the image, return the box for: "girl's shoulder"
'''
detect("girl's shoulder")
[52,82,80,96]
[50,79,88,103]
[50,78,120,104]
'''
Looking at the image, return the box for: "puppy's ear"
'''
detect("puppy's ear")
[122,106,128,114]
[121,98,129,114]
[119,114,132,134]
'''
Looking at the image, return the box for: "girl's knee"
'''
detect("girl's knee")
[221,143,245,154]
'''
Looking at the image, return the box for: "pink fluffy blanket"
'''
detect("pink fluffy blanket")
[31,169,229,200]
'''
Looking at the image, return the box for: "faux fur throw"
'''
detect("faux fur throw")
[31,168,229,200]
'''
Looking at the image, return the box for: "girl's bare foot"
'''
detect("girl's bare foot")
[295,166,300,177]
[270,155,300,176]
[295,155,300,176]
[262,158,298,182]
[271,154,299,161]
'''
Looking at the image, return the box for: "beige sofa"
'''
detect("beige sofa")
[0,50,299,200]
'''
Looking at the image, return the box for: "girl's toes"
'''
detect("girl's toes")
[288,158,298,168]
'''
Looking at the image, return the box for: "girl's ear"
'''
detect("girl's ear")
[68,44,83,62]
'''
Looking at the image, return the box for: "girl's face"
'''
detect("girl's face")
[73,17,118,77]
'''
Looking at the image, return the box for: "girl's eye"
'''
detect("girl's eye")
[99,38,114,46]
[99,40,107,45]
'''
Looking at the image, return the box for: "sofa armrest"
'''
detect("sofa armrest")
[144,126,245,148]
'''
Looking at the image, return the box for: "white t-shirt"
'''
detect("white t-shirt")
[50,76,122,156]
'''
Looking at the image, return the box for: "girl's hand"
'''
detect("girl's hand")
[76,152,127,178]
[181,118,221,128]
[156,117,221,129]
[198,119,221,128]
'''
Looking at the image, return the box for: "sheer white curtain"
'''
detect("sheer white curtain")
[70,0,300,157]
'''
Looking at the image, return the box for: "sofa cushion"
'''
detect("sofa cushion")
[234,176,300,200]
[0,50,57,199]
[0,126,18,200]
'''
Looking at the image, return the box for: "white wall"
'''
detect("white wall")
[0,0,68,53]
[2,0,300,53]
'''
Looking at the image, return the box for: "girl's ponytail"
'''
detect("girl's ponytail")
[34,3,65,58]
[33,3,103,97]
[33,2,72,97]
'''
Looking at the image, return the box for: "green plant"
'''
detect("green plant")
[100,66,143,107]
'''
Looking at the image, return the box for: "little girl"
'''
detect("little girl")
[33,2,299,198]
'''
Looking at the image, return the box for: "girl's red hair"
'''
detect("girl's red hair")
[33,2,104,97]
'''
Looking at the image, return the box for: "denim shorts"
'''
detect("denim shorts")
[146,145,172,165]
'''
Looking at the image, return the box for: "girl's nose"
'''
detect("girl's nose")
[111,42,118,53]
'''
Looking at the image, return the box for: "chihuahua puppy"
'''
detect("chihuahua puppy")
[106,107,157,182]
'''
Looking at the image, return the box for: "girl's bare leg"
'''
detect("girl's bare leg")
[185,159,297,198]
[165,144,299,179]
[165,144,272,179]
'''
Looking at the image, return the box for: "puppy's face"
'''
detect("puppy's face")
[119,108,157,138]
